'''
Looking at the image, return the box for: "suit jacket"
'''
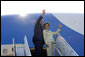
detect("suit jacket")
[33,15,45,45]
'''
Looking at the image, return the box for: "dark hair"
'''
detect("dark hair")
[43,22,50,29]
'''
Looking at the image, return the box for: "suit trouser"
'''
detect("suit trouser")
[34,41,43,56]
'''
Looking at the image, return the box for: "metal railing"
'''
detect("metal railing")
[12,35,31,56]
[55,33,78,56]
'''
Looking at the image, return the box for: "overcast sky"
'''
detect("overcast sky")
[1,1,84,16]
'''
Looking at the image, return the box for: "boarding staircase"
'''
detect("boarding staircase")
[12,34,78,56]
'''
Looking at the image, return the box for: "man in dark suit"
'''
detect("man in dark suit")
[33,9,46,56]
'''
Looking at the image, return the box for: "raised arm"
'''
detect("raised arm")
[41,9,46,17]
[36,9,46,23]
[52,24,62,35]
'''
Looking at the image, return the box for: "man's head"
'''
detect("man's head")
[40,19,43,24]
